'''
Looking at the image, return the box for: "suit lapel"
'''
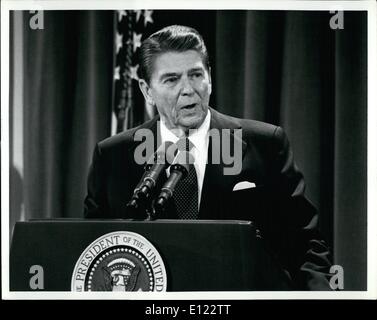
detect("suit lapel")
[198,109,247,219]
[128,115,161,155]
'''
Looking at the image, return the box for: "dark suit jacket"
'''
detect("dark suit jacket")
[84,108,332,290]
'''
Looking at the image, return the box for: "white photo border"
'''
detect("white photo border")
[1,0,376,300]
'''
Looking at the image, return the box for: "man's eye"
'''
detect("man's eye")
[164,77,177,84]
[191,72,203,78]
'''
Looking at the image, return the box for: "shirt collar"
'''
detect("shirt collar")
[160,109,211,151]
[187,109,211,152]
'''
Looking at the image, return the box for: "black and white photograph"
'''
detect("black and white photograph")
[1,0,376,301]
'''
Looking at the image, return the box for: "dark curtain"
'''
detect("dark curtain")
[22,11,114,219]
[216,11,367,290]
[12,10,367,290]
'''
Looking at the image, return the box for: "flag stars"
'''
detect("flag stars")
[143,10,154,27]
[117,10,127,22]
[114,66,120,80]
[129,65,139,81]
[134,10,153,27]
[116,32,123,53]
[133,33,142,52]
[135,10,143,23]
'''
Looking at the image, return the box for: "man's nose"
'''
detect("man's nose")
[180,77,195,95]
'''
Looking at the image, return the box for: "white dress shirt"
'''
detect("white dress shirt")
[159,109,211,208]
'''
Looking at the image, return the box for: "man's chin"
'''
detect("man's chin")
[179,116,205,130]
[177,109,207,129]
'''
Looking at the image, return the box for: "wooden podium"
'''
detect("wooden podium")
[10,219,292,291]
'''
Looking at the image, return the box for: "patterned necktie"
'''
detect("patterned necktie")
[173,137,199,219]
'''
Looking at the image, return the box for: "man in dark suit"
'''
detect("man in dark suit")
[84,25,332,290]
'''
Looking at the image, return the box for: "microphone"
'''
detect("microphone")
[127,141,176,210]
[126,168,152,210]
[154,150,194,212]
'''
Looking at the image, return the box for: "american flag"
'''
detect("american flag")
[112,10,155,135]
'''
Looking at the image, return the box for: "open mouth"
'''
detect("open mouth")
[181,103,196,110]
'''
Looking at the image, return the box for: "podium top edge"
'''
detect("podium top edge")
[19,218,253,226]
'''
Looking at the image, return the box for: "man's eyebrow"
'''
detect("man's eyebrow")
[188,67,205,73]
[159,67,205,80]
[159,72,180,80]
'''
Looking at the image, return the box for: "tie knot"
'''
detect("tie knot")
[176,137,194,152]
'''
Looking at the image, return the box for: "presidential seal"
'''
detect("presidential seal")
[71,231,167,292]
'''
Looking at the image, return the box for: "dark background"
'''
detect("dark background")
[9,10,367,290]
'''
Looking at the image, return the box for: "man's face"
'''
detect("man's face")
[139,50,212,135]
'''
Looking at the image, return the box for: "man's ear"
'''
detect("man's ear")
[138,79,154,106]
